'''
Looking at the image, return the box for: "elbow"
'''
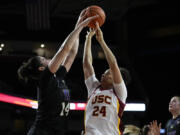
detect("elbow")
[70,47,78,56]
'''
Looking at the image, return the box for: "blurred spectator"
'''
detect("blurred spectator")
[165,96,180,135]
[141,120,161,135]
[123,124,141,135]
[141,125,151,135]
[141,96,180,135]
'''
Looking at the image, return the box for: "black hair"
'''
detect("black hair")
[120,67,131,86]
[17,56,44,83]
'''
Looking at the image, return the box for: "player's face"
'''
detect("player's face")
[101,69,113,86]
[169,96,180,113]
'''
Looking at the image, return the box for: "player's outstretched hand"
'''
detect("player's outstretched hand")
[149,120,161,135]
[95,22,104,43]
[76,15,98,29]
[86,28,96,39]
[75,9,86,28]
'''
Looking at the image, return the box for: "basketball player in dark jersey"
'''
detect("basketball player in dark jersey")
[165,96,180,135]
[147,96,180,135]
[18,11,98,135]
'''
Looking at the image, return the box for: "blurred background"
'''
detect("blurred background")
[0,0,180,135]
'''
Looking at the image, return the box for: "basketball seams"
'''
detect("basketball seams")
[91,9,105,24]
[86,6,105,28]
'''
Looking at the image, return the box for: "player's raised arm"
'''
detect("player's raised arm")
[48,15,98,74]
[95,22,123,84]
[61,9,86,72]
[95,22,127,103]
[83,28,96,80]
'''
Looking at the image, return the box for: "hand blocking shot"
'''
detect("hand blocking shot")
[18,10,98,135]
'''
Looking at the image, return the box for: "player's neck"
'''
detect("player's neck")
[101,84,112,90]
[172,112,180,119]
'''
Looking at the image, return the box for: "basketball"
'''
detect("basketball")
[85,5,106,28]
